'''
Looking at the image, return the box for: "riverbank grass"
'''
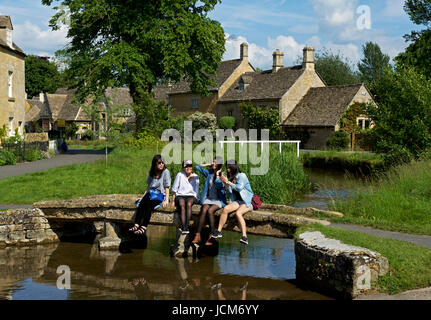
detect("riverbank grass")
[330,159,431,235]
[301,151,384,174]
[296,224,431,295]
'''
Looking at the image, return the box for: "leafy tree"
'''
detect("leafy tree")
[315,50,361,86]
[25,55,62,98]
[395,29,431,79]
[395,1,431,78]
[42,0,226,133]
[357,42,391,91]
[367,67,431,165]
[240,102,284,140]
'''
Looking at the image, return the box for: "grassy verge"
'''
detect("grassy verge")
[329,159,431,235]
[0,144,309,205]
[296,224,431,294]
[301,151,385,174]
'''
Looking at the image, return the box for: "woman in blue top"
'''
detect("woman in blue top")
[212,160,254,245]
[129,155,171,236]
[192,157,227,245]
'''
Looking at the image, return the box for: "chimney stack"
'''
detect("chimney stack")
[39,92,45,103]
[0,15,13,48]
[303,46,315,70]
[240,42,249,61]
[272,50,284,73]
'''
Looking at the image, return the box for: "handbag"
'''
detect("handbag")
[252,194,262,211]
[149,178,164,202]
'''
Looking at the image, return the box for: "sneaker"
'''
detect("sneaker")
[182,226,189,235]
[239,236,248,245]
[211,230,222,239]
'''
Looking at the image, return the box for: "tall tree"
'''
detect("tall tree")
[315,50,361,86]
[395,0,431,78]
[25,55,62,98]
[42,0,225,131]
[357,42,391,91]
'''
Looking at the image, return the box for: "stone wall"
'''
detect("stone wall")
[295,231,389,299]
[0,209,60,246]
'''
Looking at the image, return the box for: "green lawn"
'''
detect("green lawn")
[297,224,431,294]
[329,159,431,235]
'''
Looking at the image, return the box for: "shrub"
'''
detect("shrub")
[326,131,350,150]
[24,149,45,162]
[219,116,236,130]
[0,149,16,165]
[239,102,285,139]
[81,130,97,141]
[187,112,217,134]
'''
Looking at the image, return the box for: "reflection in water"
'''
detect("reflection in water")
[0,225,331,300]
[294,167,371,209]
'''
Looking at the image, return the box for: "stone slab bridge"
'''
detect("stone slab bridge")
[33,194,336,252]
[0,194,390,299]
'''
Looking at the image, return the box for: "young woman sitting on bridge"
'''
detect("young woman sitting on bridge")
[129,155,171,236]
[192,157,227,246]
[171,160,200,235]
[211,160,254,245]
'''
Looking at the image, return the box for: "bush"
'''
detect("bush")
[239,102,285,139]
[24,149,45,162]
[187,112,217,134]
[326,131,350,150]
[219,116,236,130]
[0,149,17,165]
[81,130,97,141]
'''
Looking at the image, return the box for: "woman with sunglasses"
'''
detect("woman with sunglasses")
[192,157,227,246]
[171,160,200,234]
[212,160,254,245]
[129,155,171,235]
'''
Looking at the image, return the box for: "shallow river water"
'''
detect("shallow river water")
[0,225,332,300]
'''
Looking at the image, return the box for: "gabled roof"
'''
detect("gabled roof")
[153,85,172,104]
[219,66,305,102]
[169,59,244,94]
[0,15,25,56]
[284,84,365,127]
[0,16,13,29]
[104,87,133,107]
[25,101,41,122]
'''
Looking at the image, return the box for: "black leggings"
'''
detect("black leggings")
[134,193,162,227]
[175,196,195,228]
[196,204,219,233]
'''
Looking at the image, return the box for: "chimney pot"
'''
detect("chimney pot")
[39,92,45,103]
[273,50,284,72]
[240,42,249,61]
[303,46,315,70]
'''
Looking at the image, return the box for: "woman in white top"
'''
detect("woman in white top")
[171,160,199,234]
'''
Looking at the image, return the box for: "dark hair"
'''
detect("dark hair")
[149,154,165,178]
[212,157,223,181]
[225,160,240,180]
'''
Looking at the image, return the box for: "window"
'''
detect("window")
[123,108,131,116]
[228,110,233,117]
[364,120,370,129]
[358,119,364,129]
[8,118,13,137]
[8,71,13,98]
[238,79,244,92]
[191,98,199,109]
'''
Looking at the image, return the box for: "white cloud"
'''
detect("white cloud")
[383,0,406,17]
[12,20,69,55]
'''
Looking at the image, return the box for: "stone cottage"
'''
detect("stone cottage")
[26,87,134,138]
[0,15,26,138]
[167,43,375,149]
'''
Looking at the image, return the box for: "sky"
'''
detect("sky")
[0,0,421,70]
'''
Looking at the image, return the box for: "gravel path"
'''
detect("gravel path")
[330,223,431,249]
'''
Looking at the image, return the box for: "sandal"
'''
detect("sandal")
[134,226,147,235]
[128,224,140,232]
